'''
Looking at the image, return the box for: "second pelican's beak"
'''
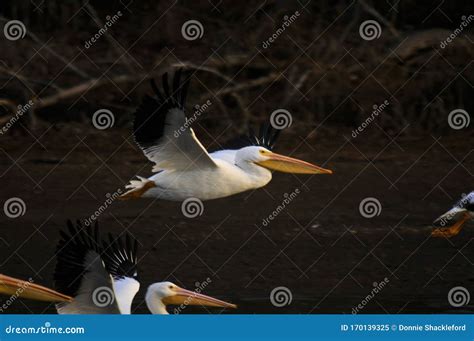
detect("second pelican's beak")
[0,274,72,302]
[162,286,237,309]
[256,152,333,174]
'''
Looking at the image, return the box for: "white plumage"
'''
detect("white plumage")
[0,220,236,314]
[120,69,332,202]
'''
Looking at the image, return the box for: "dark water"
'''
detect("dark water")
[0,129,473,314]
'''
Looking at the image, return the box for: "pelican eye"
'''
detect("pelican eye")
[168,285,173,289]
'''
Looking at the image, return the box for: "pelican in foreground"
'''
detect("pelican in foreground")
[0,220,236,314]
[431,191,474,238]
[119,69,332,201]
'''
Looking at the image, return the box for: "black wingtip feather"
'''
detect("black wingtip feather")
[173,68,182,103]
[213,119,282,151]
[241,120,281,150]
[133,68,191,149]
[54,220,140,297]
[180,75,190,108]
[102,231,139,281]
[162,72,170,98]
[54,220,102,296]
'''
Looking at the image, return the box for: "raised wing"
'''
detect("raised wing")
[54,220,121,314]
[133,69,217,172]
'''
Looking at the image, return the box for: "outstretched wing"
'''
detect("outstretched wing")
[54,220,121,314]
[133,69,217,172]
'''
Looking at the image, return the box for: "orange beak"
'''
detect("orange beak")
[0,274,72,302]
[257,152,333,174]
[162,286,237,309]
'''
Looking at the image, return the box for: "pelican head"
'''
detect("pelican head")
[236,146,332,175]
[145,281,237,314]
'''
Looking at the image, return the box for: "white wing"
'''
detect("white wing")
[133,70,217,172]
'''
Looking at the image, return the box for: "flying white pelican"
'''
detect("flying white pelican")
[0,220,236,314]
[119,69,332,201]
[431,191,474,238]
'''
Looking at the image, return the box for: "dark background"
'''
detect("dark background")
[0,0,473,314]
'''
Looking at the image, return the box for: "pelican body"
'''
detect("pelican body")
[119,69,332,202]
[143,148,270,201]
